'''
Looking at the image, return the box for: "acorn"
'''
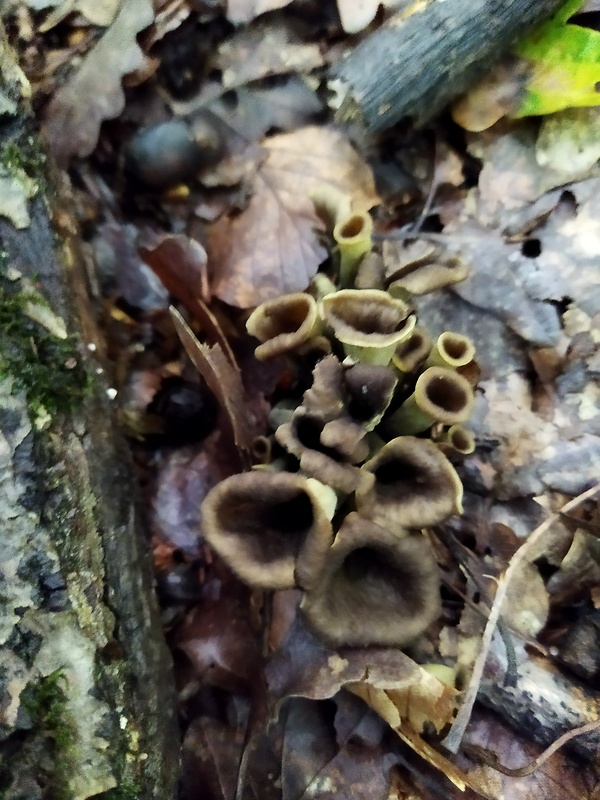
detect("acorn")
[125,114,223,189]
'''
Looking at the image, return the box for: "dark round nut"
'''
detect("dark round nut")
[125,118,222,188]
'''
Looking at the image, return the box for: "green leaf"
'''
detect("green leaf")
[513,0,600,116]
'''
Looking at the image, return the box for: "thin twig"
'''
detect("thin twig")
[464,718,600,778]
[441,482,600,753]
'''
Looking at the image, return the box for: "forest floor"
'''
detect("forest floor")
[4,1,600,798]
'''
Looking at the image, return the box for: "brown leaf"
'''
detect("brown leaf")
[214,18,324,87]
[266,617,420,703]
[150,433,237,556]
[182,717,244,800]
[175,575,261,692]
[207,126,379,307]
[42,0,154,165]
[170,307,253,458]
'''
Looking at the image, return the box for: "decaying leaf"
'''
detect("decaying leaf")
[453,0,600,130]
[170,307,253,458]
[140,234,237,366]
[42,0,155,165]
[214,18,324,88]
[207,126,378,307]
[225,0,293,24]
[536,108,600,173]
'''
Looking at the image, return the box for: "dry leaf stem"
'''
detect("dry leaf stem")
[442,482,600,753]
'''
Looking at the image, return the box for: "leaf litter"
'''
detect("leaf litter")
[12,1,600,798]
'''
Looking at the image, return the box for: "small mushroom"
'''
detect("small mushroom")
[320,290,415,366]
[425,332,476,370]
[246,293,320,360]
[275,409,368,495]
[201,471,336,589]
[384,366,474,435]
[355,436,464,531]
[434,424,476,456]
[333,211,373,288]
[299,356,397,461]
[392,326,432,374]
[300,512,441,647]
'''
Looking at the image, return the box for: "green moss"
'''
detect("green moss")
[21,670,77,800]
[0,136,46,189]
[0,271,91,416]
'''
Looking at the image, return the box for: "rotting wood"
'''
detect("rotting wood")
[0,32,179,800]
[329,0,565,133]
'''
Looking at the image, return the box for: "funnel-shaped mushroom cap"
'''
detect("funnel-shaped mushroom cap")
[356,436,464,531]
[298,356,398,462]
[385,366,475,435]
[392,326,432,373]
[320,290,415,366]
[301,513,441,648]
[435,424,475,456]
[201,471,336,589]
[426,332,476,370]
[246,293,319,360]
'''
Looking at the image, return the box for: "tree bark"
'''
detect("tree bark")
[0,34,179,800]
[329,0,564,133]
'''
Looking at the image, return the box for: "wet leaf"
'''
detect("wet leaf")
[42,0,155,165]
[207,126,378,307]
[150,433,237,556]
[175,575,261,691]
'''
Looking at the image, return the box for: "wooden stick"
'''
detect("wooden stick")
[329,0,564,133]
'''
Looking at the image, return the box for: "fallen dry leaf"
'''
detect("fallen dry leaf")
[37,0,121,29]
[336,0,406,34]
[42,0,154,165]
[207,126,378,307]
[214,18,324,88]
[170,307,253,457]
[225,0,293,24]
[140,234,238,365]
[150,432,237,556]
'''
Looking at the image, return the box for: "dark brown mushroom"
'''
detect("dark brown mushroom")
[300,512,441,647]
[355,436,463,532]
[201,471,336,589]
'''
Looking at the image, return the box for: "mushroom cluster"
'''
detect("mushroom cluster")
[201,203,477,649]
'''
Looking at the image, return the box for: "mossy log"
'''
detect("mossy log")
[0,35,179,800]
[329,0,565,133]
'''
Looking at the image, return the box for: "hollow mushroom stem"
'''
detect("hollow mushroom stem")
[300,512,441,648]
[384,366,474,436]
[333,211,373,288]
[201,471,336,590]
[425,332,476,370]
